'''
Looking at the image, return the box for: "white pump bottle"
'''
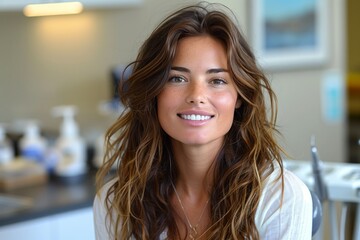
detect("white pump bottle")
[19,121,46,163]
[0,124,14,165]
[52,106,86,178]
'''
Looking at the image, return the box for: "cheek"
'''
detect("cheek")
[157,93,167,123]
[214,92,239,111]
[157,89,176,127]
[214,92,238,131]
[158,89,172,111]
[158,87,183,109]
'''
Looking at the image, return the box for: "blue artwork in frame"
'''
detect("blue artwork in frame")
[252,0,328,70]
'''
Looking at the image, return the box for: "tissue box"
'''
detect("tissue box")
[0,158,48,190]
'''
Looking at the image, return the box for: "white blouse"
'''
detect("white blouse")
[93,167,313,239]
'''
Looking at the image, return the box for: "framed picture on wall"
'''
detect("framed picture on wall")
[251,0,328,70]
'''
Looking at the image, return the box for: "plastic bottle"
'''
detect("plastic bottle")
[19,121,47,163]
[52,106,87,178]
[0,124,14,165]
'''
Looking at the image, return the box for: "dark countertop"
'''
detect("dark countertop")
[0,170,98,227]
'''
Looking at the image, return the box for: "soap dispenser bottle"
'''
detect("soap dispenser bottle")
[0,124,14,165]
[52,106,86,178]
[19,121,47,163]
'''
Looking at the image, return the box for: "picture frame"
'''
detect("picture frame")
[251,0,328,70]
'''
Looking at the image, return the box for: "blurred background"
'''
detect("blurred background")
[0,0,358,239]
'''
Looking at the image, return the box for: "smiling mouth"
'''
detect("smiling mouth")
[178,114,214,121]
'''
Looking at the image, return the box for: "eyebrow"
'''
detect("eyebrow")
[171,66,229,74]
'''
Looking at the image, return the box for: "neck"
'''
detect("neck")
[171,140,222,198]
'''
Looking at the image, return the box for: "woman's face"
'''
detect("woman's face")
[157,35,240,147]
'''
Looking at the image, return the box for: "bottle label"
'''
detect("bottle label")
[22,147,44,162]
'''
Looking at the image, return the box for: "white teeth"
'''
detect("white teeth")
[180,114,211,121]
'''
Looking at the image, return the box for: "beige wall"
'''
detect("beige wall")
[0,0,346,165]
[269,0,346,164]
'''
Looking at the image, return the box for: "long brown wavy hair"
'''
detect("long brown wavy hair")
[96,3,284,239]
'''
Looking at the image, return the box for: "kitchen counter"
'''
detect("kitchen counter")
[0,170,99,227]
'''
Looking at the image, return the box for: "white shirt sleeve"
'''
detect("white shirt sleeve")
[255,167,313,239]
[93,179,117,240]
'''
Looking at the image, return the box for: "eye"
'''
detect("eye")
[210,78,227,85]
[168,75,187,83]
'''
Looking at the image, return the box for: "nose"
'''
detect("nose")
[185,81,207,104]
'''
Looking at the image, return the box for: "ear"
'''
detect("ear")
[235,98,241,109]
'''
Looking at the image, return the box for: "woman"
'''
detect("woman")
[94,3,312,239]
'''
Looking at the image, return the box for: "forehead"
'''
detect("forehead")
[172,36,228,68]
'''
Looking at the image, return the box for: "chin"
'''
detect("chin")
[172,135,224,147]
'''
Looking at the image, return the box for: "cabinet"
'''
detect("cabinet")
[349,118,360,163]
[0,207,95,240]
[0,0,142,11]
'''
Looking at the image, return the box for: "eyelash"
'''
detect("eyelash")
[167,75,228,85]
[210,78,227,85]
[168,75,187,83]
